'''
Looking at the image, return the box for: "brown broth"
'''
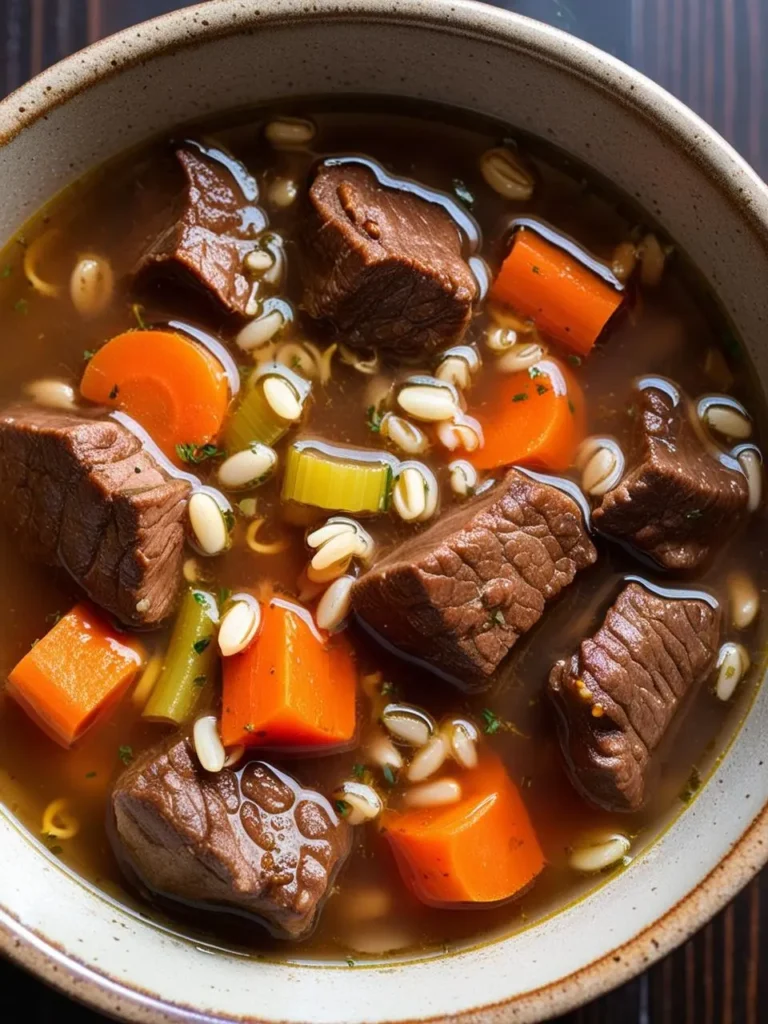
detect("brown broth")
[0,99,765,964]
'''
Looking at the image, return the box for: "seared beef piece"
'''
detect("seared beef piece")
[352,469,596,685]
[593,384,749,569]
[302,162,477,359]
[137,144,264,317]
[549,582,720,811]
[111,737,351,939]
[0,405,189,627]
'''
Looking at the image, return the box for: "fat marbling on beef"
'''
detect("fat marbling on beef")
[137,143,265,317]
[0,405,189,627]
[302,161,477,359]
[593,382,749,569]
[548,581,720,812]
[111,737,351,939]
[352,469,597,686]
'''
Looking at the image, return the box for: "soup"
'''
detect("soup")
[0,101,763,962]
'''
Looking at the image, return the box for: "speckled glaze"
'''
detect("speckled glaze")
[1,2,768,1022]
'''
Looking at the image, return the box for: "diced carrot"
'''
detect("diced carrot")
[80,329,229,462]
[7,603,144,748]
[490,228,623,357]
[221,596,357,751]
[381,754,544,906]
[472,356,585,471]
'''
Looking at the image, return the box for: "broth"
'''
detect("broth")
[0,100,764,963]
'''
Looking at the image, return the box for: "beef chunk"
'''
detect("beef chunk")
[548,582,720,811]
[352,469,596,685]
[137,144,265,317]
[593,384,748,569]
[302,162,477,359]
[111,737,351,939]
[0,405,189,627]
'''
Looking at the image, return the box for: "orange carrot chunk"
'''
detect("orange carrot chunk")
[472,356,585,471]
[80,329,229,462]
[221,596,357,751]
[490,228,623,357]
[381,754,544,906]
[7,603,144,748]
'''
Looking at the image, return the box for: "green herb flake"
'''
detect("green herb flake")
[118,745,134,765]
[536,383,549,396]
[48,845,63,856]
[132,303,148,330]
[366,405,384,433]
[193,592,207,605]
[244,723,255,733]
[175,443,227,465]
[1,265,12,278]
[193,637,211,655]
[490,609,505,627]
[193,675,207,687]
[511,392,529,403]
[531,265,541,275]
[481,708,502,735]
[45,610,62,625]
[528,366,544,379]
[352,763,367,781]
[290,355,302,370]
[567,354,582,368]
[382,764,397,787]
[568,399,576,416]
[83,349,97,361]
[223,509,235,532]
[679,766,701,804]
[381,680,394,696]
[345,957,356,967]
[13,298,28,314]
[85,771,97,779]
[452,178,475,208]
[335,799,351,818]
[108,384,120,400]
[218,587,232,607]
[685,509,704,520]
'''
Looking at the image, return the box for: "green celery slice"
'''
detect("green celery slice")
[226,381,289,452]
[143,589,219,725]
[282,441,394,514]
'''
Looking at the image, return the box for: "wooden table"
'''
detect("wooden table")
[0,1,765,1021]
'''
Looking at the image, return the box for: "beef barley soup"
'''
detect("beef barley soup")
[0,101,764,962]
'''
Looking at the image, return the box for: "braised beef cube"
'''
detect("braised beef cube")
[593,384,748,569]
[302,162,477,359]
[548,582,720,811]
[0,405,189,627]
[136,144,264,317]
[352,469,597,685]
[111,738,351,939]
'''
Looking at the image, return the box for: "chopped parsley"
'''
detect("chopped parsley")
[567,354,582,368]
[45,610,62,625]
[118,745,134,765]
[452,178,475,208]
[481,708,502,735]
[218,587,232,607]
[85,771,97,779]
[335,799,351,818]
[346,957,356,967]
[13,298,28,314]
[175,442,226,465]
[108,384,119,400]
[193,675,207,687]
[193,637,211,655]
[528,366,544,379]
[536,383,549,396]
[511,392,529,403]
[290,355,302,370]
[531,265,541,275]
[352,763,367,781]
[366,404,384,433]
[679,766,701,804]
[193,592,207,605]
[382,764,397,787]
[243,723,255,733]
[83,349,97,361]
[223,508,235,532]
[381,680,394,696]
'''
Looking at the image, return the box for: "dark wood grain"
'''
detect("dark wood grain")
[0,2,766,1022]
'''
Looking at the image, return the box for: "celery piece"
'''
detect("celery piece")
[226,380,289,452]
[143,589,219,725]
[282,441,395,514]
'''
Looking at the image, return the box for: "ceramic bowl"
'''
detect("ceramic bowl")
[1,2,768,1021]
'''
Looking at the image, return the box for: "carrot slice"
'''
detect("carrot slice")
[221,596,357,751]
[472,356,585,471]
[80,329,229,462]
[381,754,544,906]
[490,228,623,356]
[7,603,144,748]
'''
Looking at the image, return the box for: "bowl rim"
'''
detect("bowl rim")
[1,1,768,1021]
